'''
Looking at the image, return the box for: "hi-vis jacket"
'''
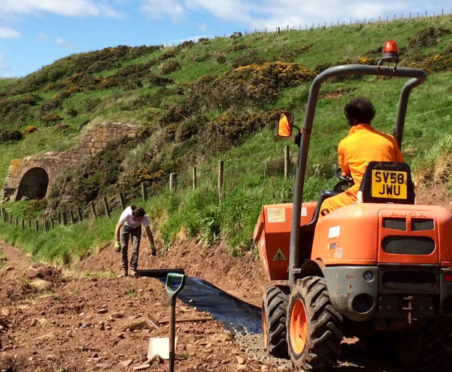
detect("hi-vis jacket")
[320,124,405,215]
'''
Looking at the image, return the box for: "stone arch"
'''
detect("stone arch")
[16,167,49,201]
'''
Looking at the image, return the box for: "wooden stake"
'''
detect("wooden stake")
[141,183,147,202]
[193,167,197,189]
[119,193,125,210]
[218,161,224,198]
[103,197,111,218]
[91,202,97,219]
[284,145,290,179]
[170,173,177,192]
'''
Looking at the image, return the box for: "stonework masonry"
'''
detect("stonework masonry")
[1,122,139,202]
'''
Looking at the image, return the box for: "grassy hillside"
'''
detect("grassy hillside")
[1,16,452,261]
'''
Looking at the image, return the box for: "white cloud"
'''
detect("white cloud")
[140,0,186,21]
[0,26,20,38]
[183,0,403,29]
[38,32,48,41]
[0,53,8,70]
[0,0,121,18]
[174,0,452,30]
[198,23,208,31]
[55,37,75,48]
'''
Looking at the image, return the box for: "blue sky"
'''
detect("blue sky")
[0,0,451,78]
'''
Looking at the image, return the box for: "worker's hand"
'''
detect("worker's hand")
[341,172,347,178]
[151,244,157,256]
[115,241,121,252]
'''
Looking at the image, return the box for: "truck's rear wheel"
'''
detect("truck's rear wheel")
[262,285,290,358]
[392,331,423,367]
[287,277,343,371]
[417,320,452,371]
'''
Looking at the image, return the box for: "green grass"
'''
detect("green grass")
[0,78,18,90]
[1,16,452,261]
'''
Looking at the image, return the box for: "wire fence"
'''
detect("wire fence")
[3,15,452,232]
[2,101,452,232]
[164,8,452,47]
[0,143,296,232]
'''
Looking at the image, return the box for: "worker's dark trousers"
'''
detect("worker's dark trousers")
[120,224,141,271]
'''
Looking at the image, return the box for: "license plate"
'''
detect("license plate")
[371,170,407,199]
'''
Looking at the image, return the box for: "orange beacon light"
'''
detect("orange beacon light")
[381,40,400,63]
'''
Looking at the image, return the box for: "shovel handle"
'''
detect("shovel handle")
[166,273,186,306]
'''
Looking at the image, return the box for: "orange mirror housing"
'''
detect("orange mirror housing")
[278,113,294,137]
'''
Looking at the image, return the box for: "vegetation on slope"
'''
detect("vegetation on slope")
[1,17,452,261]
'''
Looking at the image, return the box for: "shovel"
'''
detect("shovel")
[146,273,186,369]
[166,272,186,372]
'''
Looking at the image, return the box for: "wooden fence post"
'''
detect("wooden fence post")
[141,183,147,202]
[51,218,54,229]
[77,208,83,222]
[119,193,125,210]
[9,215,12,224]
[218,161,224,198]
[28,220,31,228]
[58,213,62,224]
[44,221,48,232]
[103,197,111,218]
[170,173,177,192]
[284,145,290,179]
[21,219,25,230]
[70,210,75,224]
[15,216,18,226]
[35,221,39,232]
[193,167,197,189]
[62,213,67,226]
[91,202,97,219]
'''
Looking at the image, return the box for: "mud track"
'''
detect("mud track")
[0,186,448,371]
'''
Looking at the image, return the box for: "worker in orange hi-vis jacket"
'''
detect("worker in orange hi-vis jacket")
[319,97,405,218]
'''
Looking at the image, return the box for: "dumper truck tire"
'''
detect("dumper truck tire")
[417,320,452,371]
[287,276,343,371]
[263,285,290,358]
[392,331,423,367]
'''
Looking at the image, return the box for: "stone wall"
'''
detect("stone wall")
[1,122,139,202]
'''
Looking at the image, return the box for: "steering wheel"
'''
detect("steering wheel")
[335,168,352,182]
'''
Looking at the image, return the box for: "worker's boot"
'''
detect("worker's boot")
[119,269,128,278]
[131,269,140,278]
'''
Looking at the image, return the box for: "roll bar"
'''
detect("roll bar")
[289,65,427,287]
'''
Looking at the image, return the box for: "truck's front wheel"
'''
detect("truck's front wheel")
[262,285,290,358]
[287,277,343,371]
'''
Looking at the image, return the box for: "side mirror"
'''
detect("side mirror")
[277,113,294,138]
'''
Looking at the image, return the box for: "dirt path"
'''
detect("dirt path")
[1,239,291,372]
[2,179,449,372]
[0,237,421,372]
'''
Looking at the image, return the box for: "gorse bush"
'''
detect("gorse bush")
[0,130,24,142]
[5,45,163,94]
[23,125,38,136]
[4,18,452,259]
[408,26,451,48]
[40,114,64,126]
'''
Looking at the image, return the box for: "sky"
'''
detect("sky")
[0,0,451,78]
